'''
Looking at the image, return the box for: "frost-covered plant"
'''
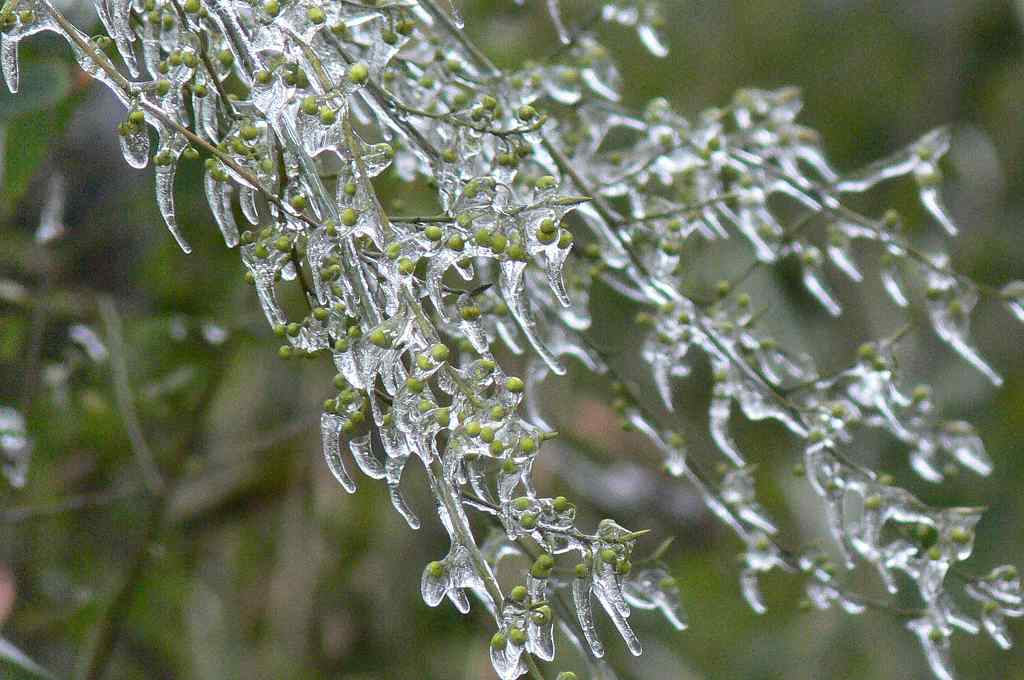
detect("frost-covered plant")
[3,0,1024,678]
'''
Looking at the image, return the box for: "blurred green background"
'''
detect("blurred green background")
[2,1,1024,679]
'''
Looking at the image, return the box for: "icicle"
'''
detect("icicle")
[797,245,842,316]
[545,0,570,44]
[204,171,239,248]
[925,282,1002,386]
[321,413,356,492]
[709,377,745,466]
[2,32,20,93]
[153,127,192,253]
[572,575,605,657]
[622,568,687,631]
[907,616,956,680]
[915,164,958,236]
[1001,281,1024,323]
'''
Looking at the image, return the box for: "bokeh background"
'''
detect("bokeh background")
[2,1,1024,678]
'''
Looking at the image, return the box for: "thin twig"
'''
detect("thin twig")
[98,296,164,495]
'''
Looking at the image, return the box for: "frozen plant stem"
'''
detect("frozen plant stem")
[5,1,1024,678]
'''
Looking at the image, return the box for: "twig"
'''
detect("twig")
[98,296,164,495]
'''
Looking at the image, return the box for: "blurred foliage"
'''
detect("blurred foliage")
[2,2,1024,679]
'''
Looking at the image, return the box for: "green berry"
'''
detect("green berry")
[319,106,337,125]
[348,62,369,84]
[950,527,972,545]
[509,585,528,602]
[505,377,525,393]
[430,343,450,362]
[508,627,527,646]
[427,561,445,578]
